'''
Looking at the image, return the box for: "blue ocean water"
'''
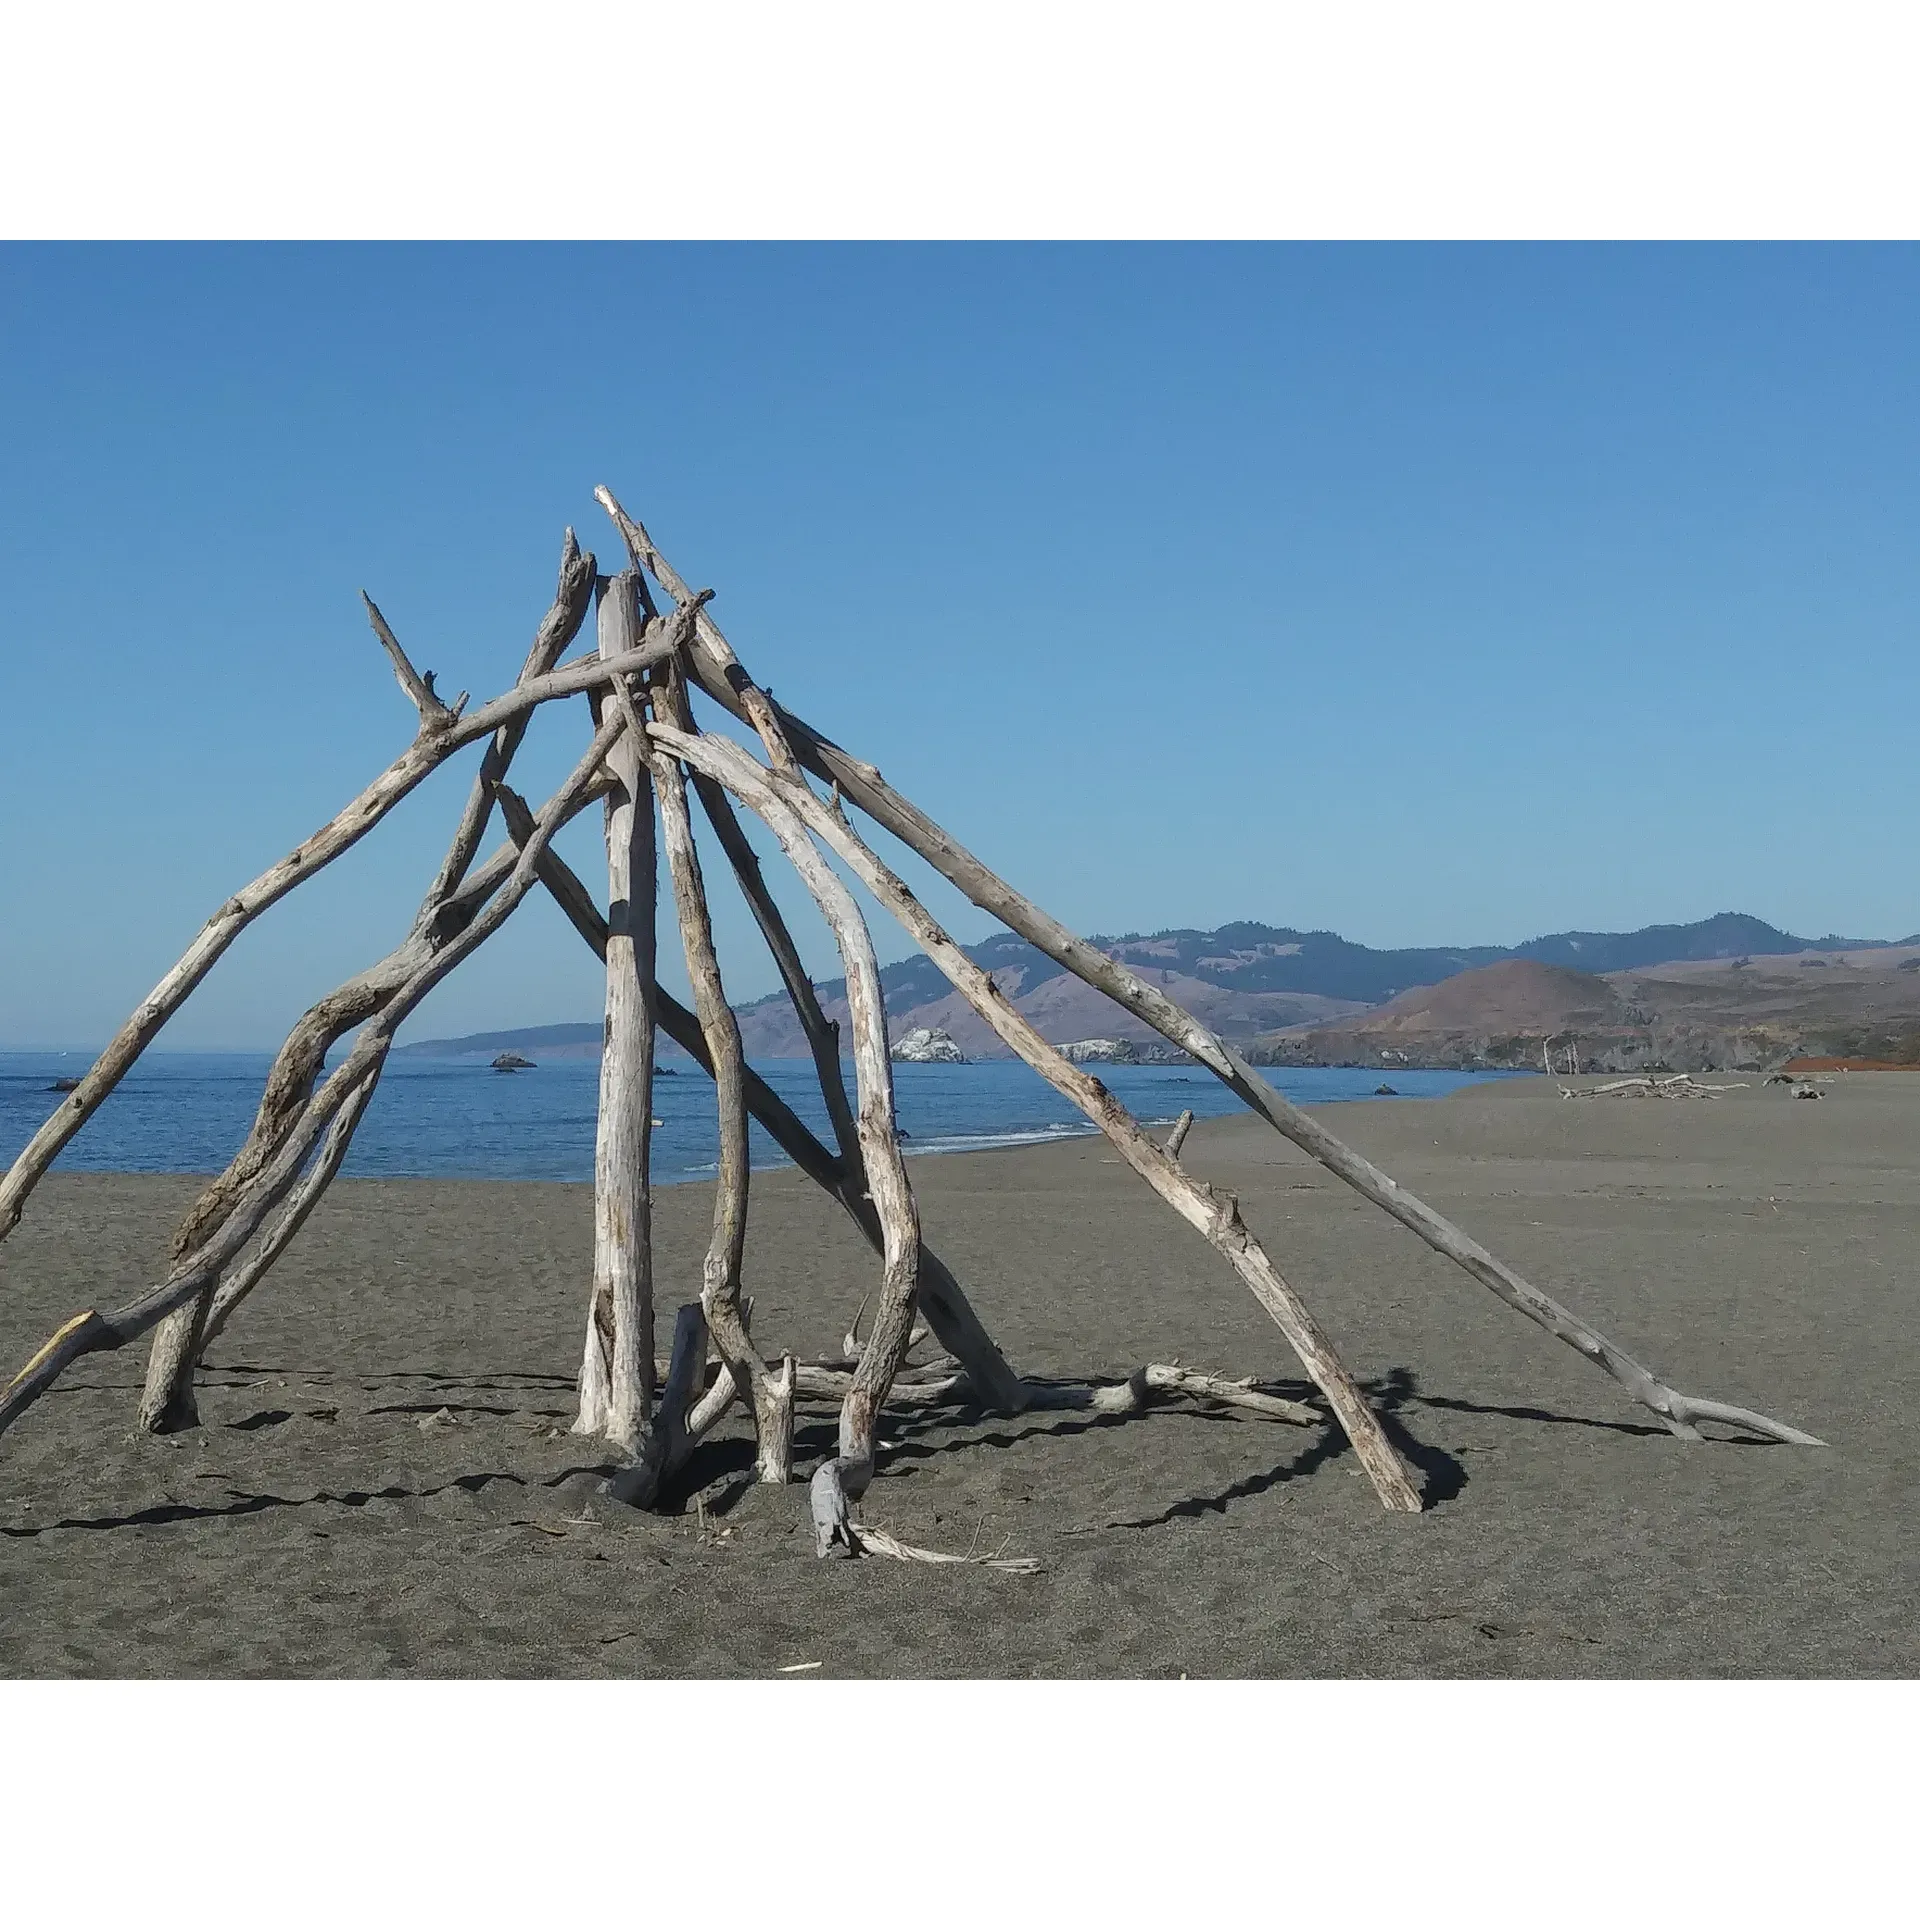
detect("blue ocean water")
[0,1050,1514,1186]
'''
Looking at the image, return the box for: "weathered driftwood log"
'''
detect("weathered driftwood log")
[630,516,1819,1447]
[651,669,793,1485]
[138,548,602,1430]
[140,1069,387,1432]
[576,573,658,1450]
[1165,1110,1195,1158]
[1141,1363,1321,1423]
[497,803,1030,1416]
[199,1072,383,1346]
[0,598,672,1249]
[0,714,628,1443]
[654,725,1425,1513]
[689,765,862,1167]
[794,1363,971,1408]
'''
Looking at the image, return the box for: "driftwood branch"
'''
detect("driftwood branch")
[653,725,1425,1513]
[0,713,628,1445]
[1165,1110,1194,1158]
[577,572,657,1449]
[415,527,597,920]
[690,762,862,1169]
[199,1070,383,1347]
[0,625,681,1250]
[669,614,1821,1448]
[651,667,792,1485]
[362,591,467,731]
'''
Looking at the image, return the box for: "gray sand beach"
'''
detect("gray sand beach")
[2,1074,1913,1677]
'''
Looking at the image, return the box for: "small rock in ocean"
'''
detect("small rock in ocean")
[1057,1037,1138,1065]
[47,1077,81,1092]
[890,1027,967,1064]
[1374,1082,1400,1096]
[491,1053,535,1072]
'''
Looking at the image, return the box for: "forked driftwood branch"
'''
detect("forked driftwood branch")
[651,666,795,1486]
[576,572,658,1450]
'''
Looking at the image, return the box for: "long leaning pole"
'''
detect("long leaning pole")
[591,489,1822,1449]
[656,722,1426,1513]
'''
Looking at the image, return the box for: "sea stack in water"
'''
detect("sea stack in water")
[1058,1037,1137,1065]
[889,1027,966,1064]
[491,1053,535,1072]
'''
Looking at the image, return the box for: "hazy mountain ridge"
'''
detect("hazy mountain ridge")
[399,912,1913,1060]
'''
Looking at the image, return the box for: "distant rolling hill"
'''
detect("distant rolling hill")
[1252,947,1920,1073]
[399,912,1916,1062]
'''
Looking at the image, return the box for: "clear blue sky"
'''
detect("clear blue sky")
[3,243,1917,1050]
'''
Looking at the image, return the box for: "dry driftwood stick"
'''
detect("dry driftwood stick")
[1142,1364,1321,1424]
[0,714,628,1447]
[662,602,1820,1447]
[577,572,657,1450]
[361,592,469,730]
[0,622,680,1250]
[199,1070,383,1346]
[1165,1110,1194,1158]
[655,725,1424,1513]
[688,764,862,1168]
[414,527,597,921]
[652,677,796,1484]
[503,811,1030,1416]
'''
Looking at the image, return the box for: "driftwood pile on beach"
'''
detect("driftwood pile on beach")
[0,490,1825,1564]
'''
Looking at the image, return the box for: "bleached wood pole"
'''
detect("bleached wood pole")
[198,1071,383,1346]
[654,723,1425,1513]
[577,572,657,1450]
[0,622,679,1250]
[497,800,1030,1414]
[627,516,1821,1446]
[0,716,629,1445]
[688,766,862,1168]
[413,529,597,923]
[651,672,791,1483]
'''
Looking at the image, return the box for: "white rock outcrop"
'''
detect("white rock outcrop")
[1056,1037,1138,1065]
[889,1026,967,1064]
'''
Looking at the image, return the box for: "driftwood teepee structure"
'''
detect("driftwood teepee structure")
[0,490,1823,1554]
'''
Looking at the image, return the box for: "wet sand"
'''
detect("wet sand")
[2,1074,1914,1677]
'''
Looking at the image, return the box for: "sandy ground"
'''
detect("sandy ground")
[2,1073,1914,1677]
